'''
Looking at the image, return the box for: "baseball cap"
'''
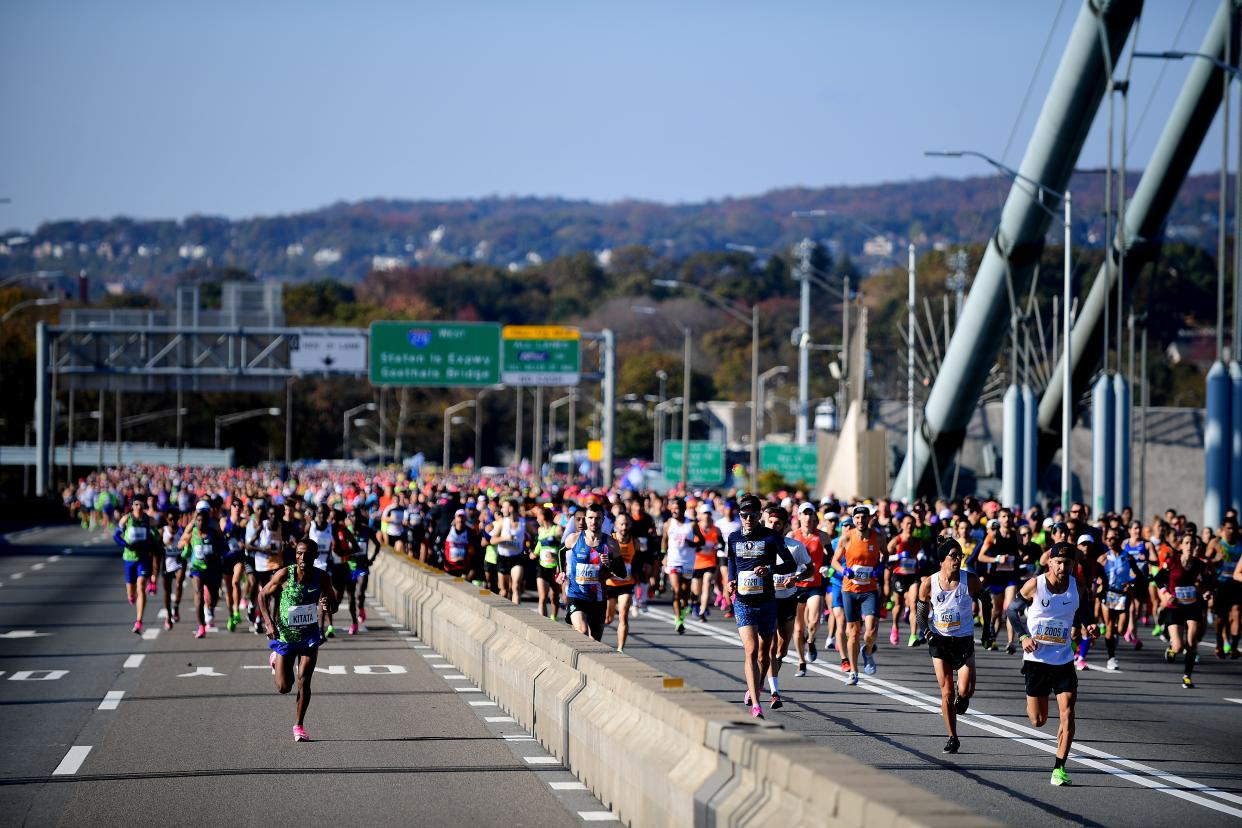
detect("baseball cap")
[851,504,870,516]
[798,502,816,514]
[1076,534,1094,545]
[454,509,466,518]
[738,494,762,513]
[1042,517,1054,529]
[696,503,713,516]
[988,519,1000,530]
[195,500,211,513]
[1047,541,1076,559]
[824,512,839,521]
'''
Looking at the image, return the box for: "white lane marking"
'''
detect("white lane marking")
[31,563,45,571]
[523,756,559,764]
[0,630,51,639]
[48,555,60,561]
[141,628,160,640]
[98,691,124,710]
[453,686,483,693]
[177,666,225,677]
[420,654,445,660]
[10,572,23,580]
[432,664,454,670]
[413,644,430,649]
[123,654,145,669]
[353,665,407,675]
[550,781,587,791]
[579,813,619,822]
[643,607,1242,818]
[443,674,468,680]
[52,746,92,775]
[1226,698,1242,705]
[9,669,68,681]
[502,735,535,741]
[485,716,517,723]
[468,700,497,706]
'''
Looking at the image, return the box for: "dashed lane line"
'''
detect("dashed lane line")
[52,746,92,776]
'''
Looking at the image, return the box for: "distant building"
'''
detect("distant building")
[862,235,894,259]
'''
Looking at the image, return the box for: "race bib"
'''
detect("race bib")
[995,555,1015,571]
[255,552,271,569]
[850,565,875,585]
[448,542,467,563]
[164,555,182,572]
[895,555,916,575]
[637,538,648,553]
[1174,585,1197,605]
[228,538,241,554]
[538,547,557,568]
[286,603,318,627]
[773,573,796,591]
[1033,620,1068,644]
[575,563,600,584]
[738,571,764,595]
[1105,590,1128,611]
[127,527,148,542]
[934,610,960,633]
[192,544,208,562]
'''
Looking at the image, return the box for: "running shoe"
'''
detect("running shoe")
[1123,630,1136,645]
[1005,643,1016,655]
[1050,767,1072,786]
[942,736,960,754]
[359,608,367,622]
[194,625,206,639]
[349,623,358,635]
[616,647,624,654]
[227,615,238,633]
[987,640,999,652]
[173,607,181,623]
[1106,657,1119,671]
[132,620,142,635]
[676,621,685,635]
[163,618,173,631]
[1225,642,1234,655]
[1232,647,1240,660]
[824,635,834,650]
[1073,656,1087,671]
[1215,646,1226,660]
[691,606,701,620]
[325,625,335,638]
[848,671,859,686]
[1165,647,1177,664]
[1182,675,1194,689]
[908,633,921,648]
[861,650,876,675]
[269,651,277,675]
[750,704,764,719]
[954,695,970,715]
[769,693,783,710]
[701,608,710,621]
[1134,637,1143,651]
[1152,624,1165,639]
[888,627,899,646]
[841,658,852,673]
[886,599,894,611]
[743,690,752,705]
[795,664,807,678]
[293,725,310,742]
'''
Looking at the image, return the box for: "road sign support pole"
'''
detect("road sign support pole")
[34,322,51,496]
[515,388,523,469]
[285,378,293,467]
[603,329,616,490]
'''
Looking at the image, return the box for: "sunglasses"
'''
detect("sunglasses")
[739,511,759,518]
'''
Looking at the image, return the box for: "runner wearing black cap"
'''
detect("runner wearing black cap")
[916,537,983,754]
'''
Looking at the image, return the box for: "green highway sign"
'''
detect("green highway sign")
[760,442,818,486]
[501,325,581,386]
[661,441,726,485]
[369,321,501,386]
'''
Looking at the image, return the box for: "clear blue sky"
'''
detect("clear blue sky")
[0,0,1223,231]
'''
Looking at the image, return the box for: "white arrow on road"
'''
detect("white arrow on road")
[0,630,52,639]
[178,666,226,677]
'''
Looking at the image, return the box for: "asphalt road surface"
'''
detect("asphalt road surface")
[0,526,616,827]
[606,595,1242,827]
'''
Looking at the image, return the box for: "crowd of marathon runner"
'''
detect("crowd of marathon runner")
[61,466,1242,782]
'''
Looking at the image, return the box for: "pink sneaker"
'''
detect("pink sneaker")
[164,619,173,631]
[194,625,206,639]
[889,627,899,646]
[292,725,310,742]
[750,704,764,719]
[359,608,367,623]
[269,651,278,675]
[348,623,358,635]
[132,620,142,634]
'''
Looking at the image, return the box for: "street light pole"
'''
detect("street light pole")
[682,326,692,490]
[343,402,377,461]
[442,399,476,469]
[795,238,813,444]
[907,242,916,507]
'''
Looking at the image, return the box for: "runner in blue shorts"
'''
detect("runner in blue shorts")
[726,494,788,719]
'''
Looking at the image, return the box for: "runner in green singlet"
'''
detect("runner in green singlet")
[259,538,335,742]
[532,507,561,620]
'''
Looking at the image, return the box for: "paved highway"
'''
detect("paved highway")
[608,600,1242,827]
[0,526,616,826]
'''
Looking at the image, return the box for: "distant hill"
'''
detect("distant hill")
[0,171,1227,296]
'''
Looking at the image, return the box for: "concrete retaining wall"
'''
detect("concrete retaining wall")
[372,551,999,828]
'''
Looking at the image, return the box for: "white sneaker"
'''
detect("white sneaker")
[1106,657,1119,671]
[848,671,859,686]
[824,636,835,649]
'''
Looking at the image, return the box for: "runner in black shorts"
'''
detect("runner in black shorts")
[917,538,983,754]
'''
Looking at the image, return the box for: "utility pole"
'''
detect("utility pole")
[794,238,813,445]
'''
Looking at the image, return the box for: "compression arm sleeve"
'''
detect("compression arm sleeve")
[1006,592,1031,639]
[915,598,930,640]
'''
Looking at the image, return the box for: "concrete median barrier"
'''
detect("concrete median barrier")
[373,549,997,828]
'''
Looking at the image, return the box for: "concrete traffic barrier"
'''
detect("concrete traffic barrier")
[372,549,997,828]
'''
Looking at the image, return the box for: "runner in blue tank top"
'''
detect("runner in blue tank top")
[557,501,626,642]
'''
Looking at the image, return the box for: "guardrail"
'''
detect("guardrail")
[372,550,998,828]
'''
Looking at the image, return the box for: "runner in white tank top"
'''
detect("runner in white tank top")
[917,537,983,755]
[1006,542,1098,787]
